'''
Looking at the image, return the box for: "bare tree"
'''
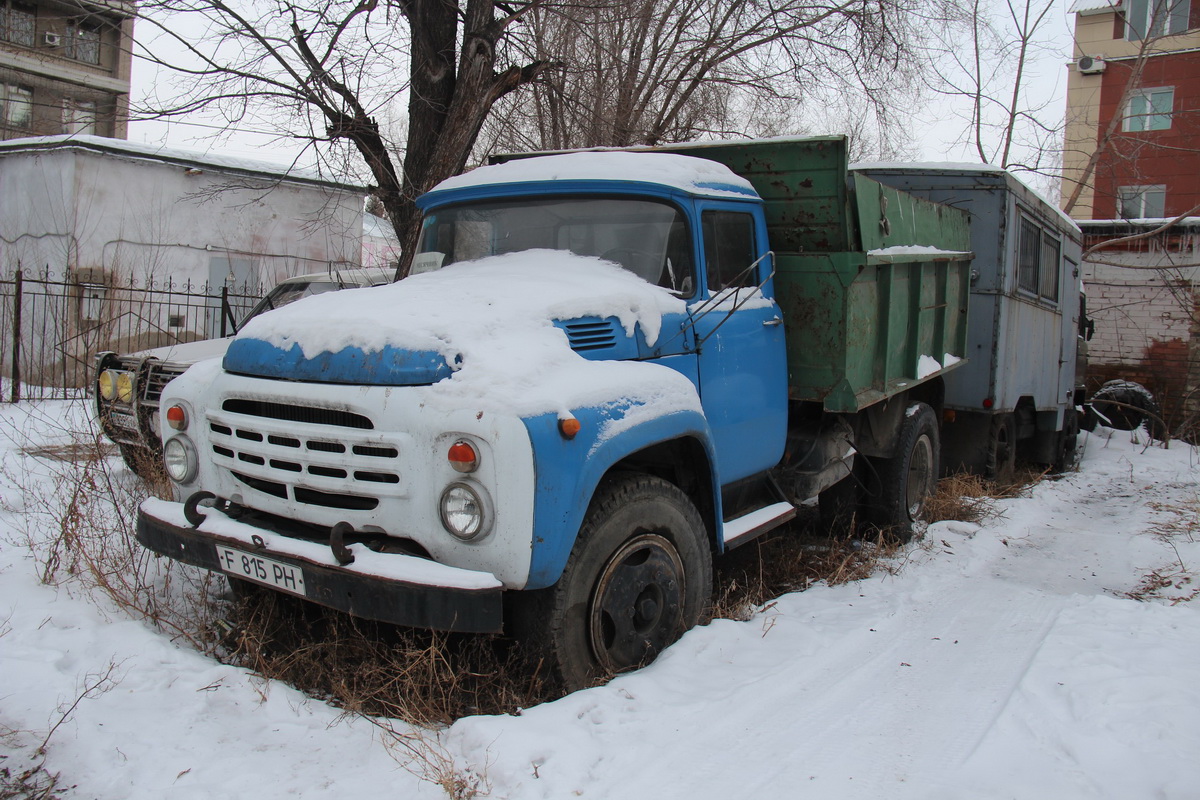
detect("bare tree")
[133,0,558,275]
[923,0,1063,190]
[480,0,937,155]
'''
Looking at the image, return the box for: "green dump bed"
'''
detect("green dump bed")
[662,137,972,414]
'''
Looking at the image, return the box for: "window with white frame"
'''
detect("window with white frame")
[62,99,96,135]
[0,84,32,129]
[1118,185,1167,218]
[0,1,35,46]
[1124,87,1174,131]
[1125,0,1191,39]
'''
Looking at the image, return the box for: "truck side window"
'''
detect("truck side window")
[702,211,756,291]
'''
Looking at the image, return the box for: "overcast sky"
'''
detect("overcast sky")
[125,1,1078,191]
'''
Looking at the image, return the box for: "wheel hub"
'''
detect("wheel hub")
[906,433,935,519]
[590,533,686,673]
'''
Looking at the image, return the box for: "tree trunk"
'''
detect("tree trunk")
[395,0,460,277]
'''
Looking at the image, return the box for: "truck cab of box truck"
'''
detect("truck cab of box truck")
[137,151,794,689]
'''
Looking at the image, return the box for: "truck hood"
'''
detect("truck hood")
[226,250,690,391]
[123,336,234,367]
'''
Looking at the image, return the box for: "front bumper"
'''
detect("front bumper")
[137,498,504,633]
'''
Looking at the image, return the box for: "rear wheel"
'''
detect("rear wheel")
[865,402,940,541]
[516,473,712,692]
[984,414,1017,482]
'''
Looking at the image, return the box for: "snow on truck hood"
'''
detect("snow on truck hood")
[227,251,702,420]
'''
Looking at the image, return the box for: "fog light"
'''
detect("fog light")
[439,481,492,541]
[98,370,116,401]
[163,436,198,483]
[116,371,134,404]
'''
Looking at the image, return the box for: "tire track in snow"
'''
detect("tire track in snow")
[583,568,1066,800]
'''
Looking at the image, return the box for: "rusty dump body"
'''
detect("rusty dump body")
[655,137,973,414]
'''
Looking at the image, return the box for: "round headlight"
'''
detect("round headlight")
[115,372,135,404]
[163,436,198,484]
[98,370,116,401]
[439,481,492,541]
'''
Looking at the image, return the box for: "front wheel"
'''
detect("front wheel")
[865,402,940,541]
[518,473,712,692]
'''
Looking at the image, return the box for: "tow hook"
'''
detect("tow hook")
[330,521,356,565]
[183,491,218,528]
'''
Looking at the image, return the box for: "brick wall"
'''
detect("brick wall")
[1082,254,1200,434]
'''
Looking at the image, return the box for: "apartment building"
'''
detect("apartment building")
[1062,0,1200,437]
[0,0,134,140]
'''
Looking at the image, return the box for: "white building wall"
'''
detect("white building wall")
[0,140,365,387]
[0,146,363,288]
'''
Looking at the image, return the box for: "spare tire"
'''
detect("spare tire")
[1089,380,1164,438]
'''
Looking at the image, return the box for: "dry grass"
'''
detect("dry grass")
[0,763,65,800]
[220,587,551,725]
[923,473,1008,525]
[4,412,223,655]
[712,471,1019,622]
[1125,493,1200,605]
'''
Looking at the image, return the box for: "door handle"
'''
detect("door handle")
[762,317,783,327]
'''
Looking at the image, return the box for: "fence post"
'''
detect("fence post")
[220,285,229,337]
[10,268,22,403]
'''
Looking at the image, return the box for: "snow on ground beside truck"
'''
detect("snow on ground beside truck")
[1,401,1199,799]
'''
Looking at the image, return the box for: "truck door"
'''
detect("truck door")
[690,206,789,483]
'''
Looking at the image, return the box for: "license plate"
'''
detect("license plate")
[215,546,307,597]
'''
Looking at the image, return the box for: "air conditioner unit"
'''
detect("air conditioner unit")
[43,31,61,47]
[1078,55,1107,74]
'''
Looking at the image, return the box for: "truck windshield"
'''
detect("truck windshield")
[239,280,343,327]
[415,197,695,295]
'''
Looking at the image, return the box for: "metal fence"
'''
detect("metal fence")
[1,268,266,402]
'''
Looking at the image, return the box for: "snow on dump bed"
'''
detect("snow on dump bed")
[236,250,702,420]
[430,151,759,200]
[868,245,972,257]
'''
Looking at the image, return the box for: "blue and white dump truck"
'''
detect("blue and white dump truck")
[136,137,1078,689]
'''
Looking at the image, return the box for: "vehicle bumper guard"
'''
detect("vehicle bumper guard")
[136,497,505,633]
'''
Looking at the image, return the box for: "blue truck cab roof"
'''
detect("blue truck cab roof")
[417,151,762,210]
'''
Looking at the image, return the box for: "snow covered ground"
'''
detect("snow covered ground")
[2,400,1198,799]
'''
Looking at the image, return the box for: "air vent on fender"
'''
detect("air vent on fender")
[559,319,618,352]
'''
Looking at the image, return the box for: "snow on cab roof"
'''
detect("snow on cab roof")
[0,135,364,192]
[429,151,759,200]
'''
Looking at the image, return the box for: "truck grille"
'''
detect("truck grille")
[145,362,188,403]
[207,399,404,511]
